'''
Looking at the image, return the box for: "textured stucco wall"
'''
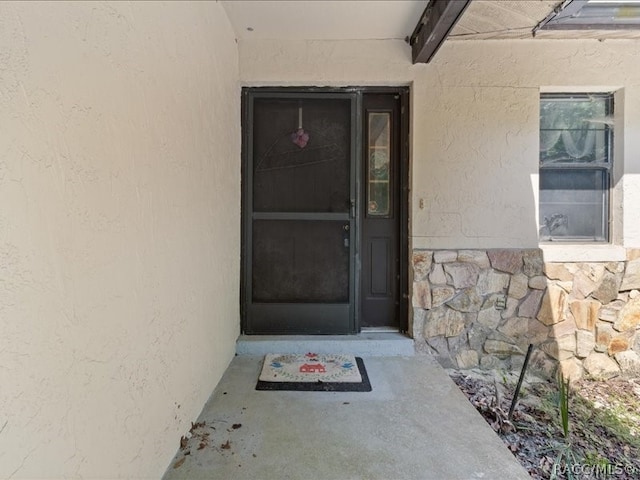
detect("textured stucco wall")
[239,38,640,250]
[0,2,240,478]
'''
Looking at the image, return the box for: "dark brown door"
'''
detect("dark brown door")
[243,92,357,334]
[360,94,401,329]
[242,88,407,334]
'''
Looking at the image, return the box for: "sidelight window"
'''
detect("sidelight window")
[367,112,392,217]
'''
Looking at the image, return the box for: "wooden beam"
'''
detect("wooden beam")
[410,0,471,64]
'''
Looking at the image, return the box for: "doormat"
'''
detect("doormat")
[256,353,372,392]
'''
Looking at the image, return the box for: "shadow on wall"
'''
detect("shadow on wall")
[412,249,640,381]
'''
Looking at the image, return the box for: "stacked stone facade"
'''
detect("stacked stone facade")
[412,249,640,380]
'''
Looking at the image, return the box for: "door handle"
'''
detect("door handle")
[350,199,356,218]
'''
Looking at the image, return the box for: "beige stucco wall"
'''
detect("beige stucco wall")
[0,2,240,478]
[239,38,640,252]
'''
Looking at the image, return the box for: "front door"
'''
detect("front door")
[360,94,402,329]
[242,88,407,334]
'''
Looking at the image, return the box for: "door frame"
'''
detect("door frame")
[240,86,410,334]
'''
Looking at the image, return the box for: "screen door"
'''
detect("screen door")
[243,92,356,334]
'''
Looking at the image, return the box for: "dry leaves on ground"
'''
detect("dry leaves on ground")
[450,371,640,480]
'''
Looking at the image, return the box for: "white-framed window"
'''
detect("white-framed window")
[539,93,614,242]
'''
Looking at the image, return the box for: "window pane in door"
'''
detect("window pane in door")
[253,98,351,213]
[367,112,391,217]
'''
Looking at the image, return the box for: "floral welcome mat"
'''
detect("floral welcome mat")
[256,353,372,392]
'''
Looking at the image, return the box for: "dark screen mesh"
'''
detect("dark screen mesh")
[253,98,351,213]
[252,220,349,303]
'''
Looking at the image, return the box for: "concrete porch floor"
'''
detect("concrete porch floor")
[162,354,530,480]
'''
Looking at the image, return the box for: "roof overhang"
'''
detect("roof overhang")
[535,0,640,33]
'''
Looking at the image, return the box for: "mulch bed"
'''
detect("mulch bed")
[449,370,640,480]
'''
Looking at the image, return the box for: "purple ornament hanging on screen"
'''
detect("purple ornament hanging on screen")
[291,106,309,148]
[291,128,309,148]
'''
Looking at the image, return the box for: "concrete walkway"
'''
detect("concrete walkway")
[162,355,530,480]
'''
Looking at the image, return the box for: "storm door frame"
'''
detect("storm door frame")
[240,86,409,335]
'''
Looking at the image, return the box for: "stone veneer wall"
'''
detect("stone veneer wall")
[412,249,640,380]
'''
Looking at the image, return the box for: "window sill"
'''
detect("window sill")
[539,244,626,263]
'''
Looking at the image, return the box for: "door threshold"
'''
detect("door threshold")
[361,327,401,333]
[236,332,414,357]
